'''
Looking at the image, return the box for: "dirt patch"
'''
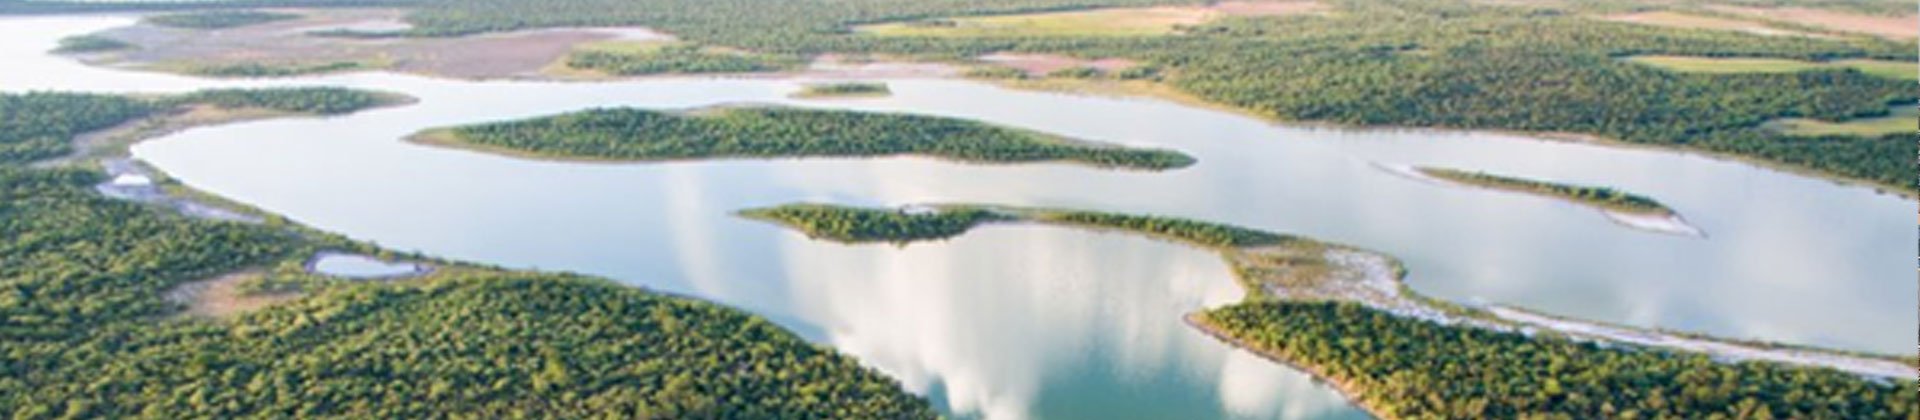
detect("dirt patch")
[1209,1,1326,17]
[1597,11,1818,37]
[803,54,964,78]
[978,53,1138,76]
[77,8,674,79]
[165,270,296,318]
[1708,5,1917,40]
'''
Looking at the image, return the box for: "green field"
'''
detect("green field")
[1773,107,1917,136]
[1626,55,1917,81]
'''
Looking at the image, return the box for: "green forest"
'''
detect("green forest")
[431,106,1196,169]
[565,44,801,75]
[1200,301,1917,419]
[0,91,934,419]
[741,204,1008,244]
[1418,167,1674,215]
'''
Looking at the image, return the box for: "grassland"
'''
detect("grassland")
[1772,106,1917,136]
[1626,55,1916,80]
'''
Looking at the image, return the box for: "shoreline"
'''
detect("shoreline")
[1183,313,1393,420]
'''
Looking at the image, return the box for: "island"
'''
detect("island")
[791,82,893,98]
[0,90,935,418]
[143,10,302,30]
[410,105,1196,170]
[1390,165,1703,237]
[741,202,1915,419]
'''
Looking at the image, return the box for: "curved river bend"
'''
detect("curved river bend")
[3,16,1913,420]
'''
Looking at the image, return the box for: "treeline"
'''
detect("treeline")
[0,88,390,165]
[0,93,153,164]
[1419,167,1672,214]
[1029,210,1287,248]
[1200,301,1917,419]
[566,44,801,75]
[186,61,367,78]
[51,35,133,54]
[796,82,892,97]
[143,10,302,29]
[170,87,397,115]
[741,204,1006,243]
[0,92,935,418]
[440,106,1196,169]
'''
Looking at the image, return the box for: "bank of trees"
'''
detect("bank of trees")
[143,10,302,29]
[443,106,1195,169]
[1419,168,1672,214]
[0,92,934,419]
[1200,301,1917,419]
[0,93,152,164]
[741,204,1006,243]
[1031,210,1287,248]
[566,44,801,75]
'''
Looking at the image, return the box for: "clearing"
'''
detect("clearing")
[855,1,1325,37]
[1708,5,1918,40]
[1597,11,1820,38]
[1624,55,1916,81]
[70,8,675,79]
[1771,107,1917,137]
[165,270,297,318]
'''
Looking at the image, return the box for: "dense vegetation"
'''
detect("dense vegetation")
[1418,167,1673,214]
[744,203,1287,248]
[1026,210,1286,248]
[1200,301,1917,419]
[565,44,800,75]
[143,10,302,29]
[0,87,388,165]
[51,35,133,54]
[741,204,1008,244]
[432,106,1196,169]
[0,93,154,164]
[0,92,933,419]
[794,82,892,98]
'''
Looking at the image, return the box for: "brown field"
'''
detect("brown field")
[1708,6,1917,40]
[979,53,1138,76]
[77,8,674,79]
[1210,1,1327,17]
[1597,11,1820,37]
[857,1,1323,37]
[164,270,295,318]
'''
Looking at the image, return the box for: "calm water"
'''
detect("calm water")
[310,253,423,278]
[3,16,1914,419]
